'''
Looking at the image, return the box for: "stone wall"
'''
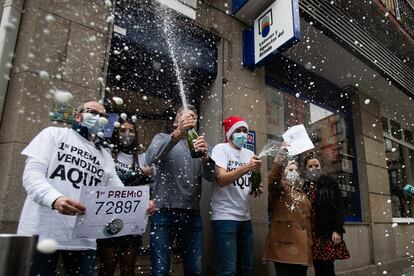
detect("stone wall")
[0,0,111,232]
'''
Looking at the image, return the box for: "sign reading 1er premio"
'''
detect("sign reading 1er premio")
[254,0,299,64]
[72,186,149,239]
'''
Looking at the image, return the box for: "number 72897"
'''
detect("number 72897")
[95,200,141,215]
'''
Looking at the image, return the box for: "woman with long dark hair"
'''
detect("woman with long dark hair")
[97,116,155,276]
[302,154,350,276]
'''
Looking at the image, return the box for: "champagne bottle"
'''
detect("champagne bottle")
[250,157,262,195]
[187,128,204,158]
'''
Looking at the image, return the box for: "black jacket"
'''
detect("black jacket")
[303,175,345,239]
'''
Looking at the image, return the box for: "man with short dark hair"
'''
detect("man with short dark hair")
[18,101,123,276]
[146,105,214,276]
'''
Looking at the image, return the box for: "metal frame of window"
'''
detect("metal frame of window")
[383,116,414,147]
[384,132,414,155]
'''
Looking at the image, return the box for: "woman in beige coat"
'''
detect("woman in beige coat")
[263,146,313,276]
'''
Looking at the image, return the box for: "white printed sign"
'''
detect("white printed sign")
[254,0,299,64]
[72,186,149,239]
[282,124,315,156]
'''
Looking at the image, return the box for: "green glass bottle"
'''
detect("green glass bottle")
[249,157,262,195]
[187,128,204,158]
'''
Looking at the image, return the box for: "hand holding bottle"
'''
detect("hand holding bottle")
[248,156,262,196]
[247,156,262,172]
[194,136,209,156]
[175,111,196,139]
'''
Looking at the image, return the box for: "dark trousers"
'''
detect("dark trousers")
[212,220,253,276]
[31,249,96,276]
[313,260,335,276]
[274,262,308,276]
[150,209,203,276]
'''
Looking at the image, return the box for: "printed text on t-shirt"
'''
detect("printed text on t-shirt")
[227,160,251,189]
[49,142,105,189]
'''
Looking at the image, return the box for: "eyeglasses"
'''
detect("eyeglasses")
[81,108,107,118]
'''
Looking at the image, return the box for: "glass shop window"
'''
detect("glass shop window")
[264,88,361,220]
[385,137,414,218]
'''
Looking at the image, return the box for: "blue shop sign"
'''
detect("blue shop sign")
[242,0,301,68]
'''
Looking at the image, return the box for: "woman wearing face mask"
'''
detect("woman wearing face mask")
[210,115,262,276]
[302,154,350,276]
[97,117,155,276]
[263,143,312,276]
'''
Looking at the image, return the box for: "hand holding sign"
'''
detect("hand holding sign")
[282,124,315,156]
[146,200,156,216]
[72,186,150,239]
[53,197,86,216]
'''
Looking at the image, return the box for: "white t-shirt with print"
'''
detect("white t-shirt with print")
[211,143,254,221]
[111,151,156,181]
[112,151,134,176]
[17,127,123,250]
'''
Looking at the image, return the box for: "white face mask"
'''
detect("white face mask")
[286,170,301,186]
[81,114,104,134]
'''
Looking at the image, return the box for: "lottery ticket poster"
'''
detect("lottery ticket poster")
[72,185,149,239]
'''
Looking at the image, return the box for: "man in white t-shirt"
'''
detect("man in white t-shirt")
[210,115,262,276]
[17,101,123,276]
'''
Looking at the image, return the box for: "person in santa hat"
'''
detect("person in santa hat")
[210,115,262,276]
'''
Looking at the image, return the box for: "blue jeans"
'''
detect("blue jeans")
[212,220,253,276]
[31,249,96,276]
[150,209,203,276]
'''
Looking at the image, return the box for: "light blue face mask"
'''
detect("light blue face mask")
[81,114,104,135]
[232,132,248,149]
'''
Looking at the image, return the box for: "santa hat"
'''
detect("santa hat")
[223,116,249,142]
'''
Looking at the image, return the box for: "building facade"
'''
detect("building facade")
[0,0,413,275]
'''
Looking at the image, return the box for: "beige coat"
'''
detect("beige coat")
[262,161,313,266]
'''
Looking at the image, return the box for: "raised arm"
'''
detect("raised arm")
[145,133,178,165]
[268,148,289,195]
[146,111,196,164]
